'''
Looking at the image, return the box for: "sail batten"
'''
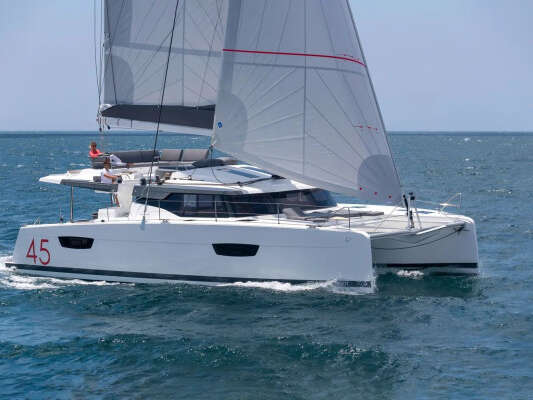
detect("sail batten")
[213,0,401,203]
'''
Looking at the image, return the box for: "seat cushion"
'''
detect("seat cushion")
[105,150,159,163]
[111,151,142,163]
[138,150,159,162]
[180,148,209,162]
[160,149,183,161]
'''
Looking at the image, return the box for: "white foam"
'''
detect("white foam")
[0,255,119,290]
[220,279,371,295]
[396,269,424,279]
[0,256,367,294]
[221,280,335,292]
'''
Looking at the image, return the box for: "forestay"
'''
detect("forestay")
[100,0,227,135]
[213,0,401,203]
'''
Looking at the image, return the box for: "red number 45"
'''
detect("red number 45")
[26,238,50,265]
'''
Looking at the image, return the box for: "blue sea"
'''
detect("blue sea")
[1,131,532,399]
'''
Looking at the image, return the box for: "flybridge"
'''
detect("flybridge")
[38,147,315,196]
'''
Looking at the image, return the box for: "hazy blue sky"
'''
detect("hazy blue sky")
[0,1,531,131]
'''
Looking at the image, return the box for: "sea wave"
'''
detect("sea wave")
[0,255,119,290]
[220,279,370,295]
[395,269,425,279]
[0,257,368,295]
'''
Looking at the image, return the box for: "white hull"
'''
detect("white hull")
[371,217,479,275]
[8,201,479,289]
[8,219,375,291]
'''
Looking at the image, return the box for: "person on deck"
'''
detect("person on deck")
[100,158,119,184]
[89,141,102,159]
[101,158,120,206]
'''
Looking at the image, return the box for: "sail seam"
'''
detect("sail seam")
[222,48,366,66]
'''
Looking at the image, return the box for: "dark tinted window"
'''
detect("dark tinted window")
[58,236,94,249]
[137,189,335,218]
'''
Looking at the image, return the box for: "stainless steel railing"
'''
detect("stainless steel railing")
[136,197,389,230]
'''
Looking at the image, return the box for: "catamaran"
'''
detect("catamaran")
[7,0,478,292]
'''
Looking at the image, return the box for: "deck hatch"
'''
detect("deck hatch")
[58,236,94,249]
[212,243,259,257]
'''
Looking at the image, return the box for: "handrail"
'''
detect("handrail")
[146,198,332,219]
[416,192,462,213]
[135,197,395,231]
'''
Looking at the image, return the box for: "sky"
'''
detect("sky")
[0,0,532,132]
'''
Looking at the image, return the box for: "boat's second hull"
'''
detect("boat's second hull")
[371,217,479,275]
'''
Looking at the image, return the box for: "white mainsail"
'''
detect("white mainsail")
[213,0,401,202]
[100,0,228,135]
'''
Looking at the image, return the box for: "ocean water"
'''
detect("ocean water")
[0,132,532,399]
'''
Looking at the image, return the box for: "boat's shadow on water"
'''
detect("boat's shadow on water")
[374,273,481,299]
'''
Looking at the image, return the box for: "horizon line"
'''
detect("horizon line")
[0,129,532,134]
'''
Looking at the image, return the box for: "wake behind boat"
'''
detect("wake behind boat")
[8,0,478,291]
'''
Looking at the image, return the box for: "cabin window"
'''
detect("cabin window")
[136,189,336,218]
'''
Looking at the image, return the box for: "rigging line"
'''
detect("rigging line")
[208,146,226,185]
[142,0,181,224]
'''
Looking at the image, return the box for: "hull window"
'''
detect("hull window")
[58,236,94,249]
[212,243,259,257]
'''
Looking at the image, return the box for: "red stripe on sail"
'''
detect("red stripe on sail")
[223,48,366,67]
